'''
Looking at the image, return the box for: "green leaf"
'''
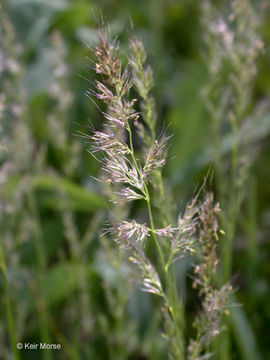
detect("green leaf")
[3,174,107,212]
[230,294,262,360]
[32,174,107,211]
[51,1,95,35]
[40,262,92,306]
[19,220,65,266]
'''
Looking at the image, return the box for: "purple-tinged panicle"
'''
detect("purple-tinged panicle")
[116,187,145,203]
[92,33,138,130]
[94,81,114,102]
[178,198,199,236]
[128,245,164,297]
[154,225,176,238]
[141,262,163,296]
[90,130,129,155]
[113,220,150,247]
[107,218,164,297]
[102,153,144,192]
[94,33,121,80]
[143,137,168,179]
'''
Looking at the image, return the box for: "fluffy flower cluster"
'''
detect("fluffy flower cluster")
[143,137,168,179]
[91,35,138,129]
[114,220,150,246]
[89,33,168,206]
[128,247,164,297]
[90,33,202,279]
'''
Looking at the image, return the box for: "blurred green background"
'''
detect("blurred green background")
[0,0,270,359]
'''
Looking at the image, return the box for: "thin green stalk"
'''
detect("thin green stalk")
[29,281,79,360]
[219,114,240,360]
[146,197,184,359]
[0,246,20,360]
[27,191,52,360]
[127,121,166,267]
[245,176,258,284]
[127,120,184,359]
[144,174,184,358]
[126,123,141,175]
[145,190,166,270]
[222,118,238,284]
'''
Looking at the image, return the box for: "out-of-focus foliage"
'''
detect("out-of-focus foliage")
[0,0,270,359]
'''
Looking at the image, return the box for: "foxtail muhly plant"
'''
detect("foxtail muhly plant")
[87,32,232,359]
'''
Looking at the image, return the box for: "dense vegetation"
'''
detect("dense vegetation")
[1,0,270,359]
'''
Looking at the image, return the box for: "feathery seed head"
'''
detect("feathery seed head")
[128,246,164,297]
[94,33,121,80]
[116,187,145,202]
[143,136,168,178]
[154,225,176,238]
[102,153,143,191]
[90,130,129,155]
[114,220,150,247]
[93,33,138,130]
